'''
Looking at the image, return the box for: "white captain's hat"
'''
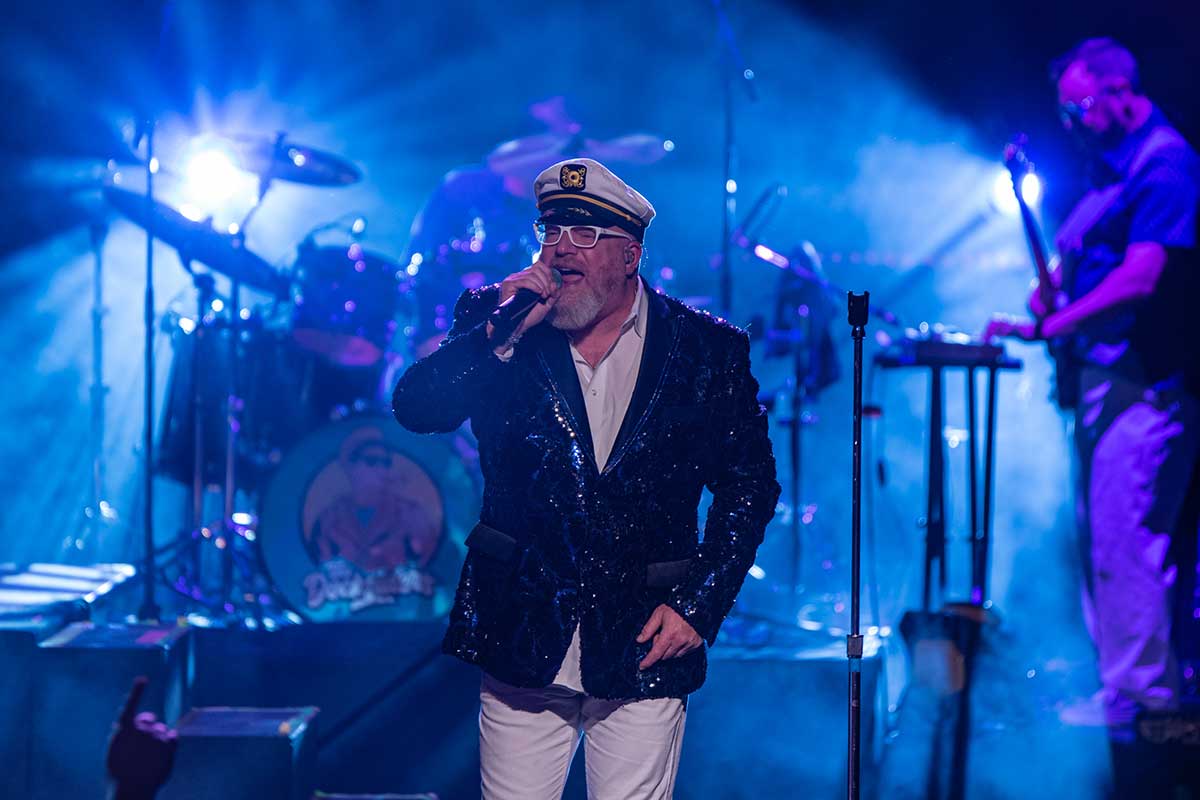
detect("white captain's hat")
[533,158,656,242]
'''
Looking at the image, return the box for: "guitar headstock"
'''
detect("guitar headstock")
[1003,134,1031,180]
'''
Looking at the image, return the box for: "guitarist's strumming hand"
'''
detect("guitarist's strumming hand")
[1026,266,1065,318]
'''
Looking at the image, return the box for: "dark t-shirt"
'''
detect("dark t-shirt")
[1056,109,1199,386]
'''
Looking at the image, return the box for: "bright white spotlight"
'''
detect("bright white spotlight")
[991,168,1042,216]
[1020,171,1042,207]
[179,138,258,217]
[991,170,1020,216]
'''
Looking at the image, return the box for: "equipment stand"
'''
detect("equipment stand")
[845,291,870,800]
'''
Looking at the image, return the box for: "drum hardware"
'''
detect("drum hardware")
[103,136,431,621]
[67,216,121,559]
[224,133,363,188]
[104,185,290,297]
[103,178,280,618]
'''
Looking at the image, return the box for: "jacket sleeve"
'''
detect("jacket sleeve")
[391,286,508,433]
[668,329,780,645]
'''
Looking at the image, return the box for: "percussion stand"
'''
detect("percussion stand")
[780,317,812,614]
[187,269,217,594]
[219,278,243,609]
[233,131,283,246]
[158,265,249,618]
[77,217,117,556]
[207,161,283,615]
[136,118,162,622]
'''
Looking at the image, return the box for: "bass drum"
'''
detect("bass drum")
[258,415,479,622]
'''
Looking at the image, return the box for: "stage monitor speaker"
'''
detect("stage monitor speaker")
[160,707,320,800]
[0,615,79,800]
[29,621,191,800]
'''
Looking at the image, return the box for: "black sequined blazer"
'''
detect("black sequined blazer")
[392,279,779,699]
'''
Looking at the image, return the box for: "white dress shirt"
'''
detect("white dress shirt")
[552,277,647,692]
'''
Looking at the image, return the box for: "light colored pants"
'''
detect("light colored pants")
[479,673,687,800]
[1075,369,1200,723]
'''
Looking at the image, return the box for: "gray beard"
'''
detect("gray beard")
[549,274,622,331]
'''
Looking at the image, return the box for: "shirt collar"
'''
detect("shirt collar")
[626,275,647,340]
[568,277,646,367]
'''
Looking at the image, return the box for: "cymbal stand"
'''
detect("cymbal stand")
[74,218,119,556]
[713,0,757,317]
[187,269,216,594]
[236,131,284,237]
[786,316,812,612]
[220,278,243,608]
[136,119,162,622]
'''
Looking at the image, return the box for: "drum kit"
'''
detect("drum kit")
[101,125,675,625]
[101,135,480,624]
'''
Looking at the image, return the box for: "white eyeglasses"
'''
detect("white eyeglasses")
[534,223,635,249]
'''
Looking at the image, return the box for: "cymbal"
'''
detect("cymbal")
[581,134,671,166]
[226,135,361,186]
[486,132,671,176]
[103,186,288,296]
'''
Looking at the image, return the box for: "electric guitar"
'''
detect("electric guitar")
[1003,136,1080,410]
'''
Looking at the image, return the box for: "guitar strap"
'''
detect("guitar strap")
[1055,126,1186,257]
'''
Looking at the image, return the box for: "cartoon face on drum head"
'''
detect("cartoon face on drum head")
[259,416,478,622]
[302,426,445,573]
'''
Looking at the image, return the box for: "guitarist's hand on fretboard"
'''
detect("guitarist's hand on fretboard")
[982,314,1039,343]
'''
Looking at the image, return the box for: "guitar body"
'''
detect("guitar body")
[1046,335,1080,410]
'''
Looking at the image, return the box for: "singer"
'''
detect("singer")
[392,157,779,799]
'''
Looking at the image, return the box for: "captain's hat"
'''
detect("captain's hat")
[533,158,656,242]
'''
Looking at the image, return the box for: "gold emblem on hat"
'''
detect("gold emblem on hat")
[560,164,587,190]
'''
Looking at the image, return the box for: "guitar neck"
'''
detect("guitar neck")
[1015,188,1056,307]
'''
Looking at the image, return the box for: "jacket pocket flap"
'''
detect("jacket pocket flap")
[466,523,518,561]
[646,558,691,588]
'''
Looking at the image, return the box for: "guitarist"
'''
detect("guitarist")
[986,38,1199,735]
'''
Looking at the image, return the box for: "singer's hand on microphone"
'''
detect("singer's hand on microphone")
[490,256,561,346]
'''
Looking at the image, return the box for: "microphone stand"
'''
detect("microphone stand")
[846,291,870,800]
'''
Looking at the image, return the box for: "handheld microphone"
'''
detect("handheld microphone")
[490,268,563,341]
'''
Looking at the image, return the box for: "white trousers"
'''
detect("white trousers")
[479,673,687,800]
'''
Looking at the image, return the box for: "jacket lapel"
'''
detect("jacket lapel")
[604,282,677,473]
[530,325,596,469]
